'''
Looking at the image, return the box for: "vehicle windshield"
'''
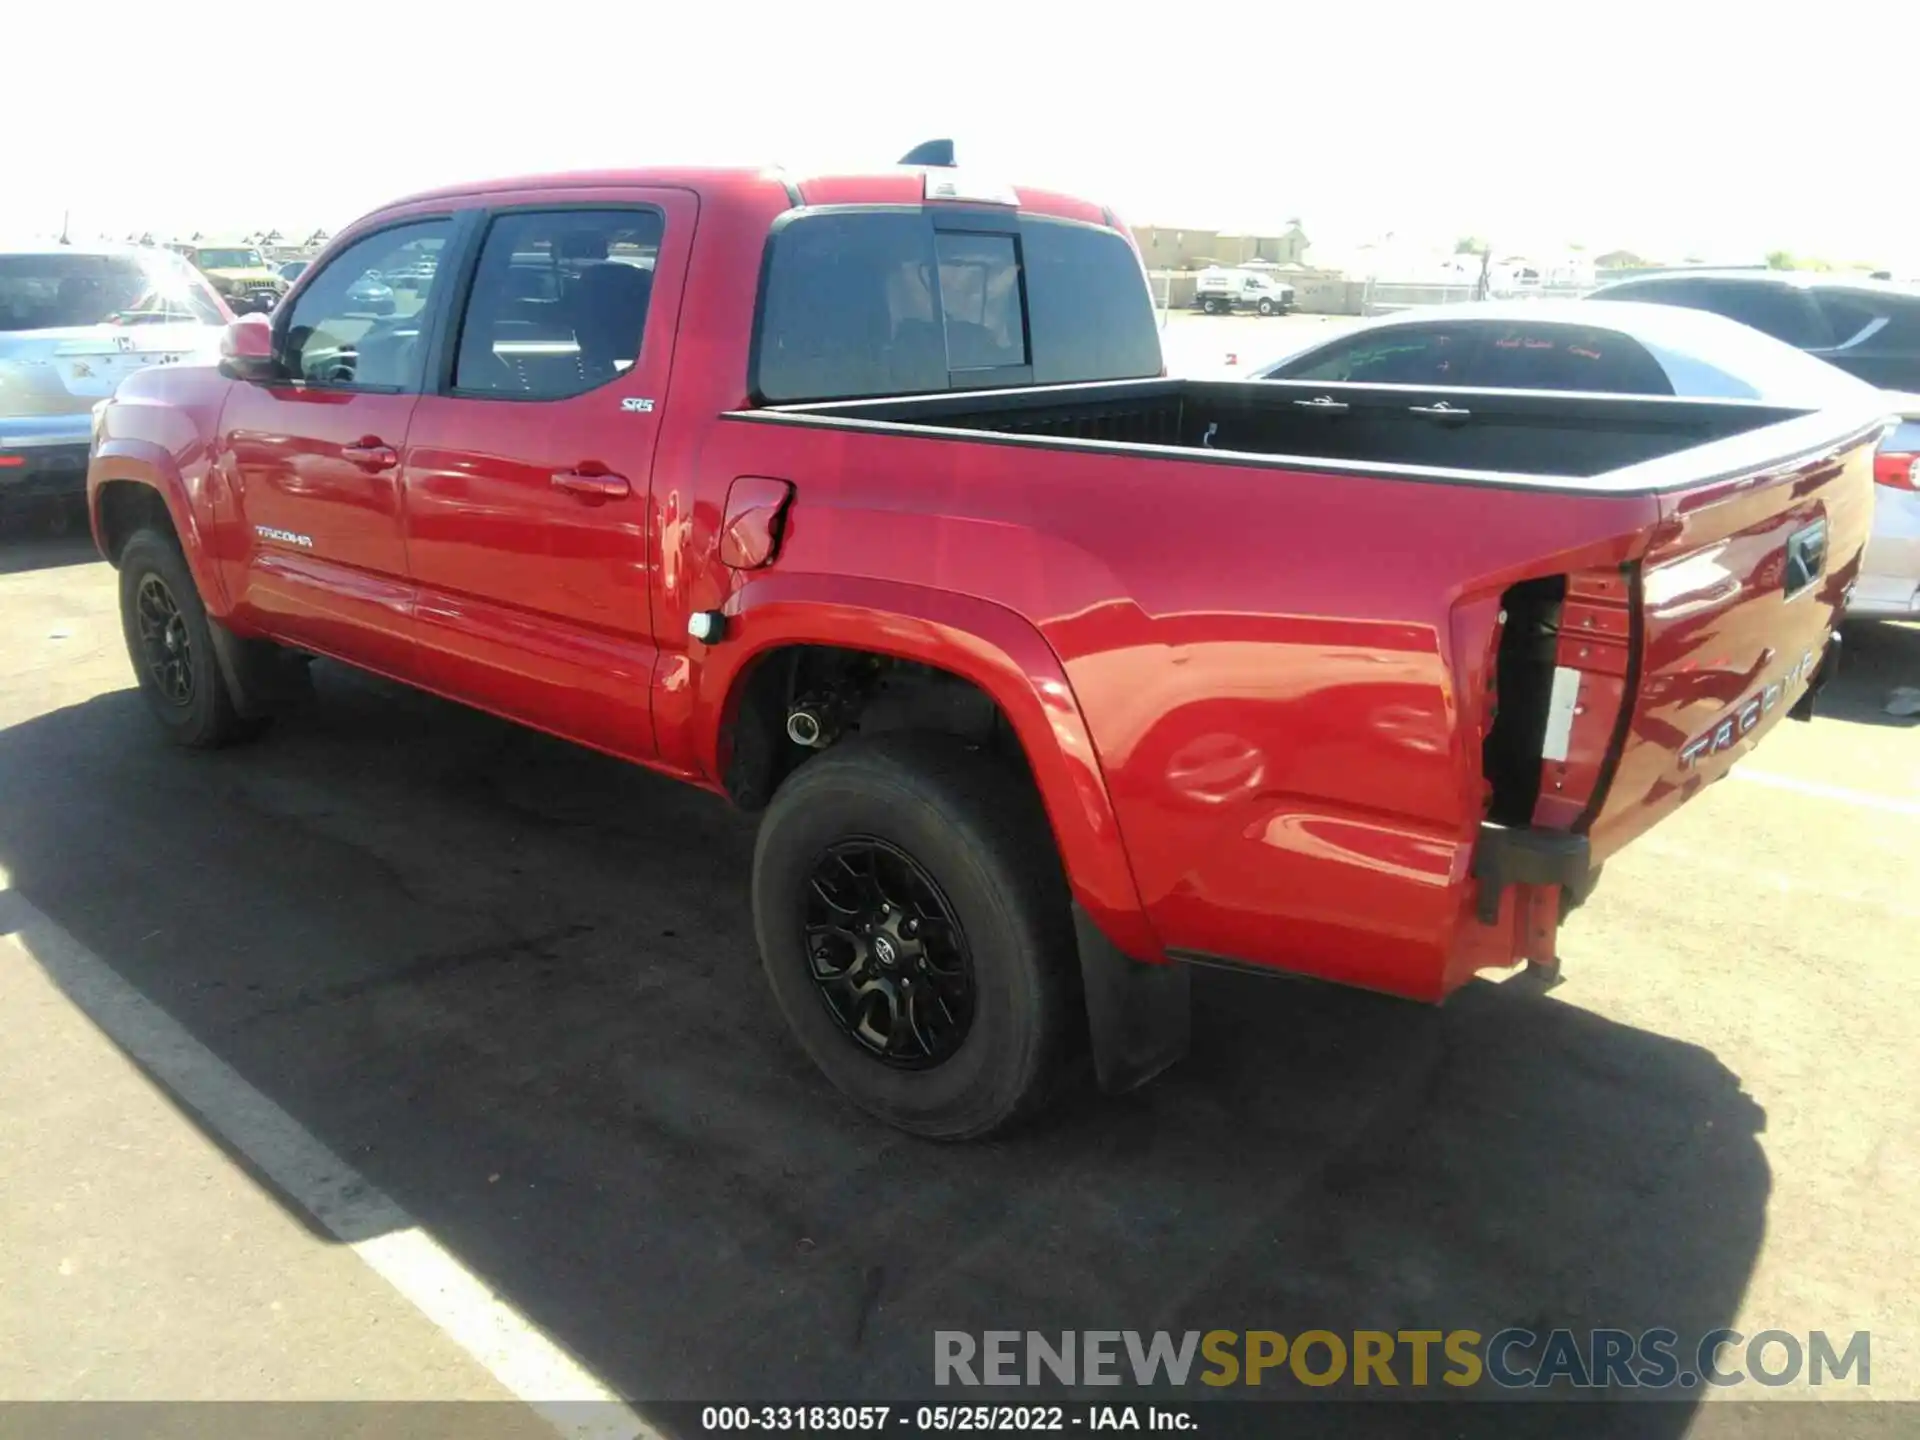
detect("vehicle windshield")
[0,252,226,332]
[195,248,266,270]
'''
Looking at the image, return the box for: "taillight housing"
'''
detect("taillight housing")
[1480,565,1635,832]
[1875,451,1920,491]
[1532,566,1634,831]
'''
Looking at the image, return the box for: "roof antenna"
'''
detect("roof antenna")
[59,209,71,246]
[898,139,955,168]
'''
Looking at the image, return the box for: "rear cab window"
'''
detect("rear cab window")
[1468,323,1674,394]
[0,250,225,331]
[753,209,1161,404]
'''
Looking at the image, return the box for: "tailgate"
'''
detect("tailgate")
[1582,425,1879,861]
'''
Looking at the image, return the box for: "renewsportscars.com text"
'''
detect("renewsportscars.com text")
[934,1328,1870,1391]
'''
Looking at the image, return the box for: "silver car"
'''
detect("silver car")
[1,244,229,519]
[1252,300,1917,620]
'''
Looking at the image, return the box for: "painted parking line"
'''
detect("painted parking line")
[1732,769,1920,818]
[0,874,656,1440]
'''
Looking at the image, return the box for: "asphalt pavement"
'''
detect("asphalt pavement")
[1,517,1916,1439]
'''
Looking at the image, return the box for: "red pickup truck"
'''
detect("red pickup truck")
[87,157,1883,1138]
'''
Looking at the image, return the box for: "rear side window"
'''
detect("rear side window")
[1468,323,1673,395]
[0,251,224,331]
[1591,278,1710,311]
[1815,291,1883,348]
[1595,278,1831,348]
[1692,282,1829,349]
[1607,279,1828,350]
[754,210,1160,404]
[1279,325,1476,385]
[1881,291,1920,343]
[452,209,663,398]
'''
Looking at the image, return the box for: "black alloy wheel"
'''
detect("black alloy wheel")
[134,572,195,707]
[803,837,976,1068]
[751,733,1078,1139]
[117,527,261,748]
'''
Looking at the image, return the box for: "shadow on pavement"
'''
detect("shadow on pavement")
[0,668,1771,1438]
[0,521,99,577]
[1826,619,1920,728]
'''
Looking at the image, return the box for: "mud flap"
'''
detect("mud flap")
[1073,904,1190,1094]
[1788,629,1840,722]
[205,618,298,720]
[1471,823,1591,926]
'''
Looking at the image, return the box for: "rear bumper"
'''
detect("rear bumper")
[0,417,92,500]
[1849,485,1920,618]
[1470,823,1592,926]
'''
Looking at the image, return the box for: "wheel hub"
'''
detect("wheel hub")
[802,838,975,1068]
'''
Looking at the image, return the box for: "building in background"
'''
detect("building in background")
[1132,222,1310,272]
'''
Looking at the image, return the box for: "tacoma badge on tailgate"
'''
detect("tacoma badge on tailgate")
[1678,646,1820,769]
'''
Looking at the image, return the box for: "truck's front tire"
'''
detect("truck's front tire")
[752,734,1077,1140]
[117,529,260,748]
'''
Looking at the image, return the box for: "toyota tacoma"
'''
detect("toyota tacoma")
[87,153,1883,1137]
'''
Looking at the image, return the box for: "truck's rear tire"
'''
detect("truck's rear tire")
[752,734,1077,1140]
[117,529,260,749]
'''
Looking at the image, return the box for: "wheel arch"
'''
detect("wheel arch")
[88,441,230,614]
[697,572,1161,962]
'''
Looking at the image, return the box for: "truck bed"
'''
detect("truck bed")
[750,377,1857,489]
[719,370,1884,1000]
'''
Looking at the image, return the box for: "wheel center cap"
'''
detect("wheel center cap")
[872,934,898,967]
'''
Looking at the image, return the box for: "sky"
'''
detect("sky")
[8,0,1916,270]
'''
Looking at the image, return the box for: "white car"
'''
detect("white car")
[1854,404,1920,620]
[1252,300,1919,620]
[1,244,229,520]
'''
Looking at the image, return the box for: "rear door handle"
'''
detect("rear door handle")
[342,438,398,471]
[551,467,631,500]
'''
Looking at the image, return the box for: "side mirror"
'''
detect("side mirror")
[219,314,280,383]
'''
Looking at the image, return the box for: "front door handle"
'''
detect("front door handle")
[552,467,631,500]
[341,437,399,472]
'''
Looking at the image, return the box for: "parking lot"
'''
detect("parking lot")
[2,511,1917,1435]
[1156,309,1362,377]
